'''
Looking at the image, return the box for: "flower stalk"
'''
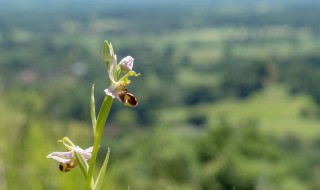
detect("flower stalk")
[86,95,113,190]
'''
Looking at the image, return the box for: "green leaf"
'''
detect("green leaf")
[94,148,110,190]
[73,150,89,178]
[86,96,113,190]
[91,84,97,135]
[74,150,95,189]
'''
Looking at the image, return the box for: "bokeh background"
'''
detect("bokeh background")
[1,0,320,189]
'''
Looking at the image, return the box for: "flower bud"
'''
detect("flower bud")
[119,56,134,71]
[102,40,114,62]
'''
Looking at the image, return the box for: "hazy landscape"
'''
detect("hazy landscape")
[1,0,320,189]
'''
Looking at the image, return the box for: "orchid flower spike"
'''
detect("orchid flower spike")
[47,137,93,172]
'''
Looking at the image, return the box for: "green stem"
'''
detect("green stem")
[86,96,113,190]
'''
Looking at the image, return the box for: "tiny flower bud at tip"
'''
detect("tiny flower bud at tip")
[102,40,114,62]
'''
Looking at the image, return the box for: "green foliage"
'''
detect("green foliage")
[198,120,281,190]
[105,126,199,190]
[218,61,269,98]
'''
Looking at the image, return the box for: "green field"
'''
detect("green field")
[158,85,320,139]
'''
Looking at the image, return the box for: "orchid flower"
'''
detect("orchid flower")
[104,53,140,107]
[47,137,93,172]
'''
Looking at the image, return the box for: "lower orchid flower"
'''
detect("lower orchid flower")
[47,137,93,172]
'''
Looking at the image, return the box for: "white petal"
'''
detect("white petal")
[73,146,93,160]
[81,152,92,160]
[83,146,93,153]
[47,151,74,163]
[104,84,118,98]
[108,54,117,83]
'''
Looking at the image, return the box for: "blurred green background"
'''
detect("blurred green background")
[1,0,320,189]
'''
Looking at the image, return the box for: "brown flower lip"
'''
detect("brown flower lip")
[117,89,138,107]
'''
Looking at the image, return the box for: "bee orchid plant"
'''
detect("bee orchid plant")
[47,40,140,190]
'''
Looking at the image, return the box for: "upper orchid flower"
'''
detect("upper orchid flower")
[119,56,134,72]
[47,137,93,172]
[103,43,140,107]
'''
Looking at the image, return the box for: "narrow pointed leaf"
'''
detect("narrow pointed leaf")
[91,84,97,134]
[94,148,110,190]
[74,150,95,189]
[86,96,113,189]
[73,150,89,178]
